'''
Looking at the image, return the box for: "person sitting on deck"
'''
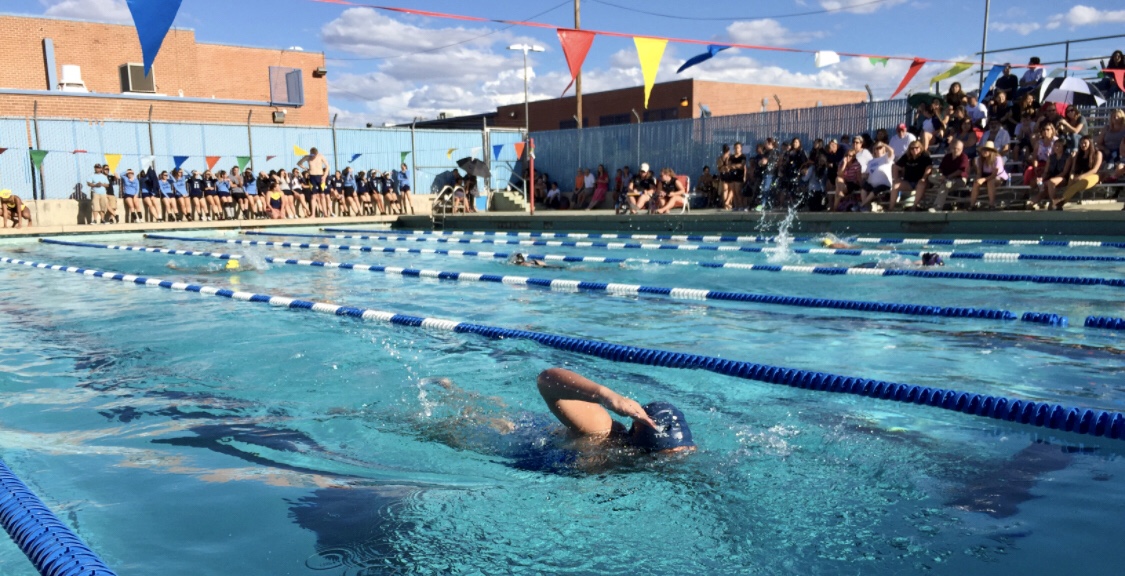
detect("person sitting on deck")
[0,189,32,229]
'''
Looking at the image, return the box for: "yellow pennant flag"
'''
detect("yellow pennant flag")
[103,153,122,174]
[634,37,668,109]
[929,62,973,85]
[447,148,456,159]
[293,145,308,157]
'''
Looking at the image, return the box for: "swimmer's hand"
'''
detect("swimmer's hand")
[604,392,658,429]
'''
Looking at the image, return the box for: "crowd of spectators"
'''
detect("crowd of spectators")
[78,148,416,225]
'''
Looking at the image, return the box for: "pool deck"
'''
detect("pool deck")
[2,204,1123,239]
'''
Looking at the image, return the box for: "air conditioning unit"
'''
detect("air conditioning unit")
[119,63,155,93]
[273,110,287,124]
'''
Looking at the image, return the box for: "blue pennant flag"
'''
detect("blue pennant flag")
[126,0,184,76]
[980,64,1004,98]
[492,144,505,160]
[677,45,730,74]
[173,155,188,169]
[349,153,362,163]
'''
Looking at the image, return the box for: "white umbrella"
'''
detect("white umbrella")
[1038,76,1106,106]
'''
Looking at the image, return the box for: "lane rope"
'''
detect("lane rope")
[0,459,119,576]
[237,232,1125,290]
[3,254,1123,441]
[328,227,1125,249]
[40,238,241,260]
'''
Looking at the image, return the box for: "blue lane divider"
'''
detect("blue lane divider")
[258,231,1125,265]
[4,254,1124,442]
[0,458,119,576]
[329,227,1125,250]
[40,238,241,260]
[1086,316,1125,330]
[1021,312,1068,327]
[261,256,1032,323]
[238,232,1125,291]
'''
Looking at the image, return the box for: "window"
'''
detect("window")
[643,108,679,123]
[559,117,587,130]
[269,67,305,107]
[598,113,631,126]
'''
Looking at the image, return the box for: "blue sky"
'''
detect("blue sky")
[12,0,1125,125]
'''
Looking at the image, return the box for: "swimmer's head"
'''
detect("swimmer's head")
[921,253,944,267]
[821,238,834,247]
[631,402,695,453]
[511,253,526,264]
[225,259,241,270]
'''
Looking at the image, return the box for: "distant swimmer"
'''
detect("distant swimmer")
[166,258,250,273]
[851,252,945,269]
[819,236,895,250]
[508,253,562,269]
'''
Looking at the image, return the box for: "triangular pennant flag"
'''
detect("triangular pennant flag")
[814,51,840,68]
[1048,68,1067,78]
[173,155,189,169]
[0,148,7,155]
[293,145,308,157]
[236,156,251,171]
[72,149,88,154]
[29,150,48,169]
[266,155,277,162]
[400,151,410,164]
[980,64,1004,98]
[513,142,526,159]
[125,0,183,76]
[1104,69,1125,94]
[446,148,457,159]
[471,146,482,156]
[557,28,597,96]
[929,62,972,85]
[890,58,926,100]
[869,57,889,67]
[677,45,729,74]
[634,37,668,109]
[103,153,122,174]
[205,156,221,170]
[140,155,155,169]
[492,144,504,160]
[349,153,362,163]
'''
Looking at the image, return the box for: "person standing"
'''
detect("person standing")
[120,168,142,223]
[297,147,331,194]
[395,163,414,214]
[86,163,109,225]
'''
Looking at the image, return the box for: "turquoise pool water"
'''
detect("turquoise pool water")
[1,226,1124,575]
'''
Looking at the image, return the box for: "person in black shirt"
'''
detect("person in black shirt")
[187,170,206,221]
[779,138,808,208]
[624,163,657,214]
[993,63,1018,99]
[727,142,747,210]
[891,142,933,210]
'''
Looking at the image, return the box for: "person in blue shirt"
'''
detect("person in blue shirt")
[215,170,232,220]
[244,169,261,219]
[86,163,111,224]
[156,171,174,222]
[394,162,414,214]
[120,168,142,223]
[171,168,189,221]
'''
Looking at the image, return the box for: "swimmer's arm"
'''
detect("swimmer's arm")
[537,368,657,431]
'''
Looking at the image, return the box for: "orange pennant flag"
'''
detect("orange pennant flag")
[205,156,221,170]
[513,141,526,159]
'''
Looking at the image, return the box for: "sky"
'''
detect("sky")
[10,0,1125,126]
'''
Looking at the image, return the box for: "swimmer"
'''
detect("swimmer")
[1,189,33,229]
[508,253,562,269]
[851,252,945,269]
[166,258,251,273]
[818,236,895,251]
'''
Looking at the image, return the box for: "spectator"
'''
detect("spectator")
[981,117,1013,159]
[120,168,142,223]
[889,123,916,159]
[140,167,160,222]
[86,163,110,224]
[874,128,890,146]
[892,140,932,210]
[228,166,244,220]
[653,168,687,214]
[103,165,120,224]
[395,163,414,215]
[0,188,32,228]
[945,82,967,109]
[861,142,894,211]
[464,175,479,213]
[624,163,657,215]
[918,103,945,152]
[929,139,972,211]
[586,164,610,210]
[988,91,1015,135]
[1097,50,1125,94]
[1014,110,1039,159]
[716,144,733,210]
[297,147,331,200]
[968,141,1009,210]
[1057,135,1103,209]
[546,181,566,209]
[187,169,205,221]
[778,137,807,207]
[834,146,865,211]
[1016,92,1038,122]
[1057,105,1087,152]
[823,138,844,190]
[172,167,191,221]
[575,168,595,209]
[214,169,231,220]
[966,93,988,128]
[267,179,284,219]
[1023,123,1058,194]
[697,166,718,207]
[851,136,873,171]
[1032,139,1072,209]
[615,166,633,214]
[1018,57,1045,95]
[573,169,585,195]
[728,142,748,211]
[801,153,830,212]
[1096,109,1125,172]
[994,63,1019,98]
[951,118,980,158]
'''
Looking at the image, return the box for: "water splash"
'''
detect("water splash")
[764,203,802,264]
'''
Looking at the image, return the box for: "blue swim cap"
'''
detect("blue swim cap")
[632,402,694,452]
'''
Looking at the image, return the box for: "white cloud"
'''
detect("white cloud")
[1048,5,1125,28]
[991,22,1041,35]
[726,19,826,47]
[41,0,131,23]
[819,0,907,14]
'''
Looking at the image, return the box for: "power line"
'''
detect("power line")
[588,0,899,21]
[326,0,570,62]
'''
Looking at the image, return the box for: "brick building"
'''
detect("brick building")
[0,13,329,126]
[495,79,867,132]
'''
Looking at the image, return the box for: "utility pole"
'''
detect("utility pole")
[575,0,582,129]
[979,0,990,92]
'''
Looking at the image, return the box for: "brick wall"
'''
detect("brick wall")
[496,79,867,132]
[0,14,329,126]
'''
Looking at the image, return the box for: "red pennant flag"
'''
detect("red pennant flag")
[1105,69,1125,94]
[513,141,526,159]
[557,28,596,96]
[72,149,88,154]
[0,148,8,155]
[266,155,277,162]
[205,156,221,170]
[890,58,926,100]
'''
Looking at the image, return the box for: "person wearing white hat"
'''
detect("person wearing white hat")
[0,189,32,229]
[624,163,656,214]
[968,141,1009,210]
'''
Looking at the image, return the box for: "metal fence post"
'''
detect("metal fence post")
[330,113,338,169]
[246,110,254,171]
[410,121,417,196]
[32,101,45,199]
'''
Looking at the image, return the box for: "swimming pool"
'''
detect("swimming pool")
[1,225,1124,575]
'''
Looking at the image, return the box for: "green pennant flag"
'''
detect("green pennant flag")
[400,151,411,164]
[30,149,48,169]
[869,57,889,67]
[236,156,251,171]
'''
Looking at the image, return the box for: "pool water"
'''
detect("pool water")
[1,226,1124,575]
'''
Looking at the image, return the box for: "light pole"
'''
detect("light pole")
[508,43,544,214]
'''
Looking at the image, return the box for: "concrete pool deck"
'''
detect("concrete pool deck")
[2,204,1123,239]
